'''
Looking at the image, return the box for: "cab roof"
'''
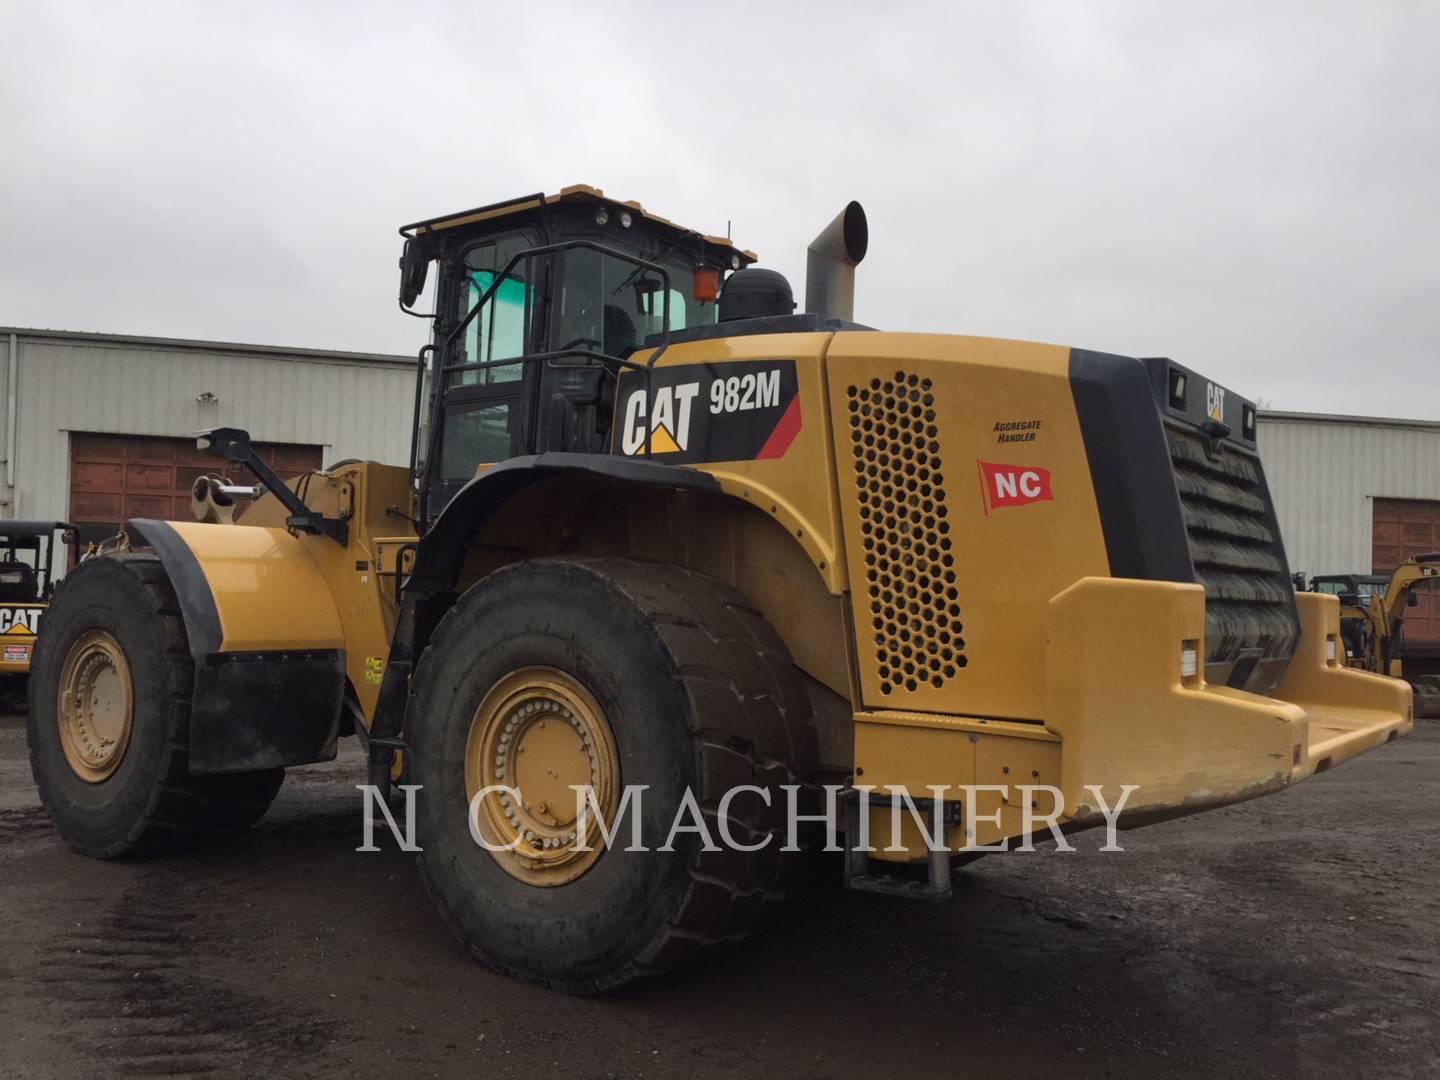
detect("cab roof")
[0,520,73,540]
[398,183,757,264]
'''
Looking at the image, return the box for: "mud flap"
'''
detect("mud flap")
[129,519,346,774]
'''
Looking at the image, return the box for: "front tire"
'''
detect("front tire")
[27,555,283,857]
[408,557,819,992]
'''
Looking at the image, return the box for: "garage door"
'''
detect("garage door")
[69,434,324,553]
[1372,497,1440,643]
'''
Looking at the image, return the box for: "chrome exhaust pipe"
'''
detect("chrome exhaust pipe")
[805,201,868,322]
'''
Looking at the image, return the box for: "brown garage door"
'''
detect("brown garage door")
[1372,497,1440,643]
[69,434,324,552]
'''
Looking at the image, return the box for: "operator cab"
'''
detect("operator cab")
[0,522,75,603]
[1310,573,1389,608]
[397,185,756,520]
[1310,572,1392,658]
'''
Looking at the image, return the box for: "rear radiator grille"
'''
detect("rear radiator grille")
[1168,429,1298,673]
[847,372,966,694]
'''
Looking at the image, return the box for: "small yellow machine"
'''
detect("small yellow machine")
[1312,555,1440,676]
[1310,556,1440,715]
[27,186,1412,991]
[0,521,73,678]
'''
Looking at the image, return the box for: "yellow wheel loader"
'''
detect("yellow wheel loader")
[0,521,73,682]
[27,185,1413,991]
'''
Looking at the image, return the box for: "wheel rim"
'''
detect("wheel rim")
[465,666,620,887]
[57,630,134,783]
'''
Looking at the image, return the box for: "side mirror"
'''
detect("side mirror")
[399,238,431,309]
[631,275,662,316]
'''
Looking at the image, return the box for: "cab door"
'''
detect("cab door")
[428,232,548,517]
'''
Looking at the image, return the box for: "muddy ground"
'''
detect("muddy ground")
[1,711,1436,1080]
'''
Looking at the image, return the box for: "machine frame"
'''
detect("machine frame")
[25,186,1416,991]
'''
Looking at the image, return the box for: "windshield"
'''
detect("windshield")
[557,248,715,357]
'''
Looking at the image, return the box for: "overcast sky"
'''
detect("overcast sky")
[2,2,1436,417]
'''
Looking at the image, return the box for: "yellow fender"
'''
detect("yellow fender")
[129,518,347,773]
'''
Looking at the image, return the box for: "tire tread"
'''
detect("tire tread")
[414,556,818,991]
[28,554,283,857]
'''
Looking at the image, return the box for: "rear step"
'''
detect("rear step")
[841,791,956,902]
[355,719,408,792]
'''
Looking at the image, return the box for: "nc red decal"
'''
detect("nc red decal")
[977,461,1053,514]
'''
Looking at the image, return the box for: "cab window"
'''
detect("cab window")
[453,234,536,385]
[439,401,515,482]
[556,250,716,358]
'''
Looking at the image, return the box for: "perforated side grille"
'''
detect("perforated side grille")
[847,372,966,695]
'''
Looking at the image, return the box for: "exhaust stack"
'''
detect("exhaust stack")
[805,201,868,322]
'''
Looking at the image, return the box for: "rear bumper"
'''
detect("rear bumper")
[853,580,1411,858]
[1045,578,1411,823]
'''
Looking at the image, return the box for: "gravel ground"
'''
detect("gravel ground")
[1,711,1436,1080]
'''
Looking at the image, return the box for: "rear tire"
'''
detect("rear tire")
[408,557,819,992]
[27,554,284,857]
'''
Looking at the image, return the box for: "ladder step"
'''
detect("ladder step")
[841,790,954,902]
[848,872,951,903]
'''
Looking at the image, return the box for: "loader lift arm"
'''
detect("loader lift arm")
[1378,553,1440,635]
[197,427,349,546]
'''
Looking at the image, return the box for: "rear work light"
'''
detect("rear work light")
[1180,641,1200,683]
[1169,369,1187,409]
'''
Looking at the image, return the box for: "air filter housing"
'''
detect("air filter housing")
[719,268,796,322]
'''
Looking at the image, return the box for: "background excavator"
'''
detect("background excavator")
[1305,554,1440,715]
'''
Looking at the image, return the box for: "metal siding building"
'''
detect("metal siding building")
[5,329,1436,597]
[0,328,414,535]
[1258,410,1440,577]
